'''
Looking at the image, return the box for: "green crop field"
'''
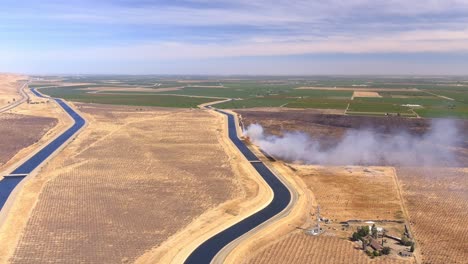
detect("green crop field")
[33,75,468,118]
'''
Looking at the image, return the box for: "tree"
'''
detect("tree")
[358,226,370,237]
[371,224,378,239]
[352,226,370,241]
[382,247,391,255]
[352,232,360,241]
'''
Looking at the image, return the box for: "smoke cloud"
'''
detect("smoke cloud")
[243,119,461,166]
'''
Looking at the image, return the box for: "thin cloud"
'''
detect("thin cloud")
[1,0,468,73]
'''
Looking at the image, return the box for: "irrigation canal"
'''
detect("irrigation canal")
[184,109,292,264]
[0,88,85,211]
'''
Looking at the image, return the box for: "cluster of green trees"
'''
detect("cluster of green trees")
[351,224,380,241]
[352,225,392,257]
[351,226,370,241]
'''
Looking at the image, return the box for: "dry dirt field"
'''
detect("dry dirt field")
[0,74,23,108]
[353,91,382,98]
[0,114,57,167]
[6,104,245,263]
[396,167,468,264]
[294,165,404,223]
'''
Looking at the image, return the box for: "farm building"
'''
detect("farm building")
[369,238,383,251]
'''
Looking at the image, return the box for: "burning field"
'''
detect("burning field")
[237,109,468,263]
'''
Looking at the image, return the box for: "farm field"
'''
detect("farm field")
[245,232,410,264]
[396,167,468,264]
[236,109,468,263]
[4,104,246,263]
[0,85,71,172]
[239,164,411,263]
[32,75,468,118]
[0,113,57,166]
[293,165,405,223]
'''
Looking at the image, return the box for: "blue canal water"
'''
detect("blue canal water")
[185,110,291,264]
[0,90,85,210]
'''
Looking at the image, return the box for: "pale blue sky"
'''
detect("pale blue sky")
[1,0,468,75]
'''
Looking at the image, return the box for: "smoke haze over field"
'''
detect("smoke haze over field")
[244,119,462,166]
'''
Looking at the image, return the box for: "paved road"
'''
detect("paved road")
[0,88,85,210]
[0,81,29,113]
[184,109,292,264]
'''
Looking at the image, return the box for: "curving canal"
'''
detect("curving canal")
[184,109,292,264]
[0,88,85,211]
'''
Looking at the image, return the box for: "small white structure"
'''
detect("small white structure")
[402,104,422,108]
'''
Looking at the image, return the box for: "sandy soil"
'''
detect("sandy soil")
[3,104,260,263]
[396,167,468,264]
[0,74,25,109]
[353,91,382,98]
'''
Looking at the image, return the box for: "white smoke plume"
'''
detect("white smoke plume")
[243,119,462,166]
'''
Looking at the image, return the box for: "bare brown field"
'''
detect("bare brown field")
[353,91,382,98]
[0,74,24,108]
[0,88,72,172]
[294,165,404,223]
[6,104,246,263]
[0,114,57,166]
[245,231,411,264]
[396,167,468,264]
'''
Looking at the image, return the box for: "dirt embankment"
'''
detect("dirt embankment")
[2,103,267,264]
